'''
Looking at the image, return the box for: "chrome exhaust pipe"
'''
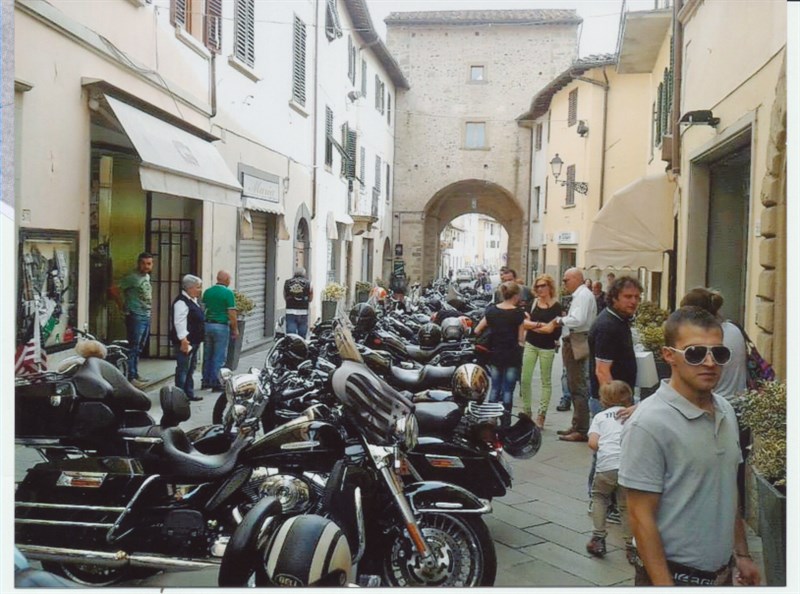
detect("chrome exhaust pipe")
[17,544,219,571]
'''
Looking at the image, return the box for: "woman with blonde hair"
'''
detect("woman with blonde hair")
[520,274,562,427]
[474,280,526,427]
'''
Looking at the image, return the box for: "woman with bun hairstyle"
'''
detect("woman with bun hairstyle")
[474,280,526,427]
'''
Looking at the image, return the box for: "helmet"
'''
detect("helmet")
[451,363,491,405]
[440,317,464,342]
[349,303,377,333]
[369,286,388,302]
[427,297,442,312]
[502,414,542,459]
[282,334,309,369]
[261,514,352,587]
[417,322,442,349]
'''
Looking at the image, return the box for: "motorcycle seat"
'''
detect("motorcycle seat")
[414,401,462,436]
[118,424,166,439]
[71,357,151,411]
[160,427,248,481]
[389,365,455,391]
[71,357,114,399]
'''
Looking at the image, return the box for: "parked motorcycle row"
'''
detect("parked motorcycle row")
[14,281,542,587]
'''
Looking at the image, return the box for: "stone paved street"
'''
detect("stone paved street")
[14,347,763,587]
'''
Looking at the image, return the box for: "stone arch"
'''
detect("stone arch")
[293,203,312,272]
[418,179,526,283]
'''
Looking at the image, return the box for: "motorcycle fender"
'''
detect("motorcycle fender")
[404,481,491,515]
[218,496,283,587]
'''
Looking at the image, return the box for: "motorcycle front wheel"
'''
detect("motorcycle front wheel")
[382,513,496,587]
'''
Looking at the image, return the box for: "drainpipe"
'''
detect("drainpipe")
[311,0,321,220]
[599,67,609,210]
[209,52,217,118]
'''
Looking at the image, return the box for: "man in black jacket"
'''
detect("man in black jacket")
[284,267,313,337]
[171,274,205,401]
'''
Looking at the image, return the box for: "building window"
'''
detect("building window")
[347,36,356,85]
[544,176,549,213]
[233,0,255,67]
[566,164,576,206]
[292,17,307,106]
[374,156,382,193]
[465,122,486,149]
[342,125,357,181]
[387,93,392,125]
[534,123,543,151]
[361,58,367,97]
[470,65,485,81]
[324,107,334,167]
[361,238,374,282]
[568,88,578,127]
[374,75,385,114]
[325,0,343,40]
[386,163,391,203]
[171,0,221,52]
[532,186,540,222]
[360,146,366,192]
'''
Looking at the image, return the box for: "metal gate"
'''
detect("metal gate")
[148,218,195,358]
[238,211,275,350]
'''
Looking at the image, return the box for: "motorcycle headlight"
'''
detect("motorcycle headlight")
[392,413,419,451]
[227,373,262,405]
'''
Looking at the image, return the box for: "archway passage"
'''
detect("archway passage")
[415,180,526,284]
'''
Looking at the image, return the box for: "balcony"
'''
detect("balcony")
[350,187,380,235]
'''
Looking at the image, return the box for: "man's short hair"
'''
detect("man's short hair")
[137,252,154,262]
[607,276,643,305]
[181,274,203,291]
[294,267,306,277]
[663,306,722,347]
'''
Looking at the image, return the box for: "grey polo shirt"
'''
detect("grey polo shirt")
[619,380,742,572]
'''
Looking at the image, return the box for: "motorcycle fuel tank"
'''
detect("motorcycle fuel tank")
[244,416,345,472]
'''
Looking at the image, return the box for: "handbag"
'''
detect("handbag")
[730,321,776,390]
[569,331,590,361]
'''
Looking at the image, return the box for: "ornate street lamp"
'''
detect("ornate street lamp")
[549,153,589,195]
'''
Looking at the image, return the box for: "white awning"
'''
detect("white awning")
[242,196,284,215]
[584,174,675,272]
[327,211,338,240]
[105,96,242,206]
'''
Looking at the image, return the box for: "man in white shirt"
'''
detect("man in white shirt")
[541,268,597,441]
[170,274,205,401]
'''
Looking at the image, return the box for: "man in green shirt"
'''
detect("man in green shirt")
[111,252,153,387]
[201,270,239,390]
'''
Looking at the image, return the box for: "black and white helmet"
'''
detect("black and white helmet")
[417,323,442,349]
[262,515,352,587]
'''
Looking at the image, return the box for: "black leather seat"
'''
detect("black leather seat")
[160,427,249,481]
[414,401,462,436]
[389,365,455,391]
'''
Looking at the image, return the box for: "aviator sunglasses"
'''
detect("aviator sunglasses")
[666,345,731,366]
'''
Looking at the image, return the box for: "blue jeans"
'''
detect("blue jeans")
[125,312,151,380]
[286,313,308,337]
[487,364,520,424]
[202,322,230,387]
[175,345,199,399]
[559,367,572,406]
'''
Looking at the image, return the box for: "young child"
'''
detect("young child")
[586,380,637,564]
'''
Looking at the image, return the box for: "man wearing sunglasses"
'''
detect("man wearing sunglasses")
[619,307,760,587]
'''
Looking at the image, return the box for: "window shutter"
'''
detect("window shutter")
[535,123,543,150]
[387,93,392,124]
[205,0,223,53]
[347,37,355,84]
[345,129,357,180]
[568,89,578,127]
[233,0,255,67]
[374,75,380,110]
[170,0,187,27]
[325,107,334,167]
[325,0,343,40]
[386,163,391,202]
[292,17,307,106]
[374,156,382,192]
[656,82,664,143]
[566,164,576,206]
[361,59,367,97]
[380,82,385,114]
[360,146,366,190]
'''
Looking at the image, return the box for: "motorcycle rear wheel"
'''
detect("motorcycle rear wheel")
[41,561,154,586]
[381,513,496,587]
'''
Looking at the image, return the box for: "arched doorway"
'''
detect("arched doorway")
[294,217,309,272]
[381,237,392,283]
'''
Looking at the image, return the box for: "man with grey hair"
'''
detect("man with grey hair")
[284,266,313,337]
[170,274,204,401]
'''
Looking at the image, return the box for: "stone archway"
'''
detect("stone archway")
[395,179,526,284]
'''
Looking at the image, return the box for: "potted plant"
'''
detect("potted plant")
[355,281,372,304]
[225,290,256,370]
[633,301,671,392]
[321,282,346,322]
[735,380,786,586]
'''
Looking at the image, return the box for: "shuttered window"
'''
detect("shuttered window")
[386,163,391,202]
[374,156,382,193]
[325,107,334,167]
[660,67,672,138]
[359,146,366,191]
[170,0,187,28]
[374,75,381,111]
[204,0,222,53]
[292,17,307,106]
[343,126,357,181]
[655,83,664,145]
[325,0,343,40]
[566,164,576,206]
[568,88,578,127]
[233,0,255,67]
[534,123,543,150]
[361,59,367,97]
[347,36,356,85]
[387,93,392,125]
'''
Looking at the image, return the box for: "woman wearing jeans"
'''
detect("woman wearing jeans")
[474,281,525,426]
[520,274,562,428]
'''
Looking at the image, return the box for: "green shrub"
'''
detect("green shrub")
[322,282,346,301]
[232,290,256,317]
[735,381,786,489]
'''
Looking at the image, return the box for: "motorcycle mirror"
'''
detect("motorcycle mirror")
[218,368,233,383]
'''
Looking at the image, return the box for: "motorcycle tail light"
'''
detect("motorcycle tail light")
[425,455,465,469]
[56,471,107,488]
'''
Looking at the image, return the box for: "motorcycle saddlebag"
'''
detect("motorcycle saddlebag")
[15,457,151,549]
[15,376,80,439]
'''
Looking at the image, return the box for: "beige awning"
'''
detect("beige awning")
[584,174,674,271]
[105,96,242,206]
[243,196,284,215]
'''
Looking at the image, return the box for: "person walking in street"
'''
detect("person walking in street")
[111,251,153,388]
[171,274,205,402]
[284,267,313,337]
[495,267,531,311]
[474,280,526,427]
[520,274,561,427]
[592,281,607,314]
[619,307,760,587]
[586,380,636,564]
[201,270,239,390]
[540,268,597,442]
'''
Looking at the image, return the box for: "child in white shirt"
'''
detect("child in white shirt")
[586,380,636,563]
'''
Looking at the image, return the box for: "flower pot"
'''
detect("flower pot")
[225,318,246,370]
[321,300,338,322]
[754,471,786,586]
[356,290,370,304]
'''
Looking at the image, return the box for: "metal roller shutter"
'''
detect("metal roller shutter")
[238,211,268,350]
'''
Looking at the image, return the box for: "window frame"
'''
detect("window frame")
[565,164,576,207]
[291,16,308,107]
[568,88,578,127]
[464,121,487,150]
[233,0,255,68]
[468,65,486,83]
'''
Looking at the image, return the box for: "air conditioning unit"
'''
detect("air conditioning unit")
[347,90,361,102]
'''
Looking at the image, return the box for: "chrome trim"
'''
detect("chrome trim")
[121,437,163,443]
[353,487,365,564]
[15,502,126,512]
[15,519,115,528]
[17,544,220,571]
[106,474,161,543]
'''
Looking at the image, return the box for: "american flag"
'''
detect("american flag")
[15,309,48,376]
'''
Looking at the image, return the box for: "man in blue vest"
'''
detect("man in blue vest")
[171,274,205,401]
[284,267,313,337]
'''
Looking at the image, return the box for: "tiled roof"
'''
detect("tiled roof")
[343,0,409,90]
[517,53,618,122]
[385,9,582,26]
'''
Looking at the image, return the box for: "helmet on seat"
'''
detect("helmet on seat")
[417,323,442,349]
[261,514,352,587]
[440,317,464,342]
[502,414,542,459]
[282,334,309,369]
[451,363,491,405]
[349,303,377,333]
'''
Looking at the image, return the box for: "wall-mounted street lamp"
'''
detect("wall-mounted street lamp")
[550,154,589,195]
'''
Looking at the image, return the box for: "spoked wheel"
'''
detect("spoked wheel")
[382,513,496,587]
[41,561,149,586]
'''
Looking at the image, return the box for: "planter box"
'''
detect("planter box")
[754,471,786,586]
[356,290,370,304]
[225,318,246,370]
[321,300,338,322]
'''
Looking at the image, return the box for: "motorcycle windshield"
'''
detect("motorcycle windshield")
[333,319,364,364]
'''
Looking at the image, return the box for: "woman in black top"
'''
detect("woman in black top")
[474,281,526,426]
[520,274,562,428]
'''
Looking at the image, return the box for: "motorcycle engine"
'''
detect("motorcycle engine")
[245,468,326,514]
